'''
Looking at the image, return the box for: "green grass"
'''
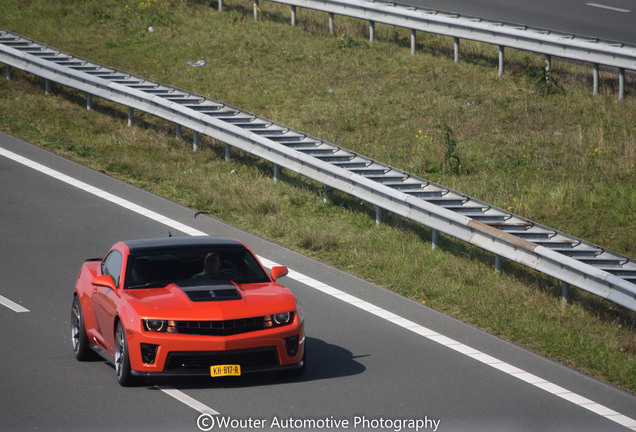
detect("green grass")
[1,0,635,392]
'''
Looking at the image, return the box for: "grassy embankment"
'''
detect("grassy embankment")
[1,0,635,392]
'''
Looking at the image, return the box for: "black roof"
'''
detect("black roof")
[123,236,244,253]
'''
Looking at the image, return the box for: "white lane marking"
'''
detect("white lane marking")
[3,146,636,430]
[0,294,30,313]
[0,148,207,238]
[156,385,219,415]
[585,2,631,12]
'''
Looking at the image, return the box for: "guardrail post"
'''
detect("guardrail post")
[494,254,502,272]
[593,63,599,96]
[328,13,334,35]
[375,207,382,225]
[176,124,182,139]
[545,54,551,80]
[291,5,297,26]
[619,68,625,101]
[562,282,570,307]
[454,38,460,63]
[273,164,280,182]
[127,107,134,127]
[45,79,51,95]
[369,21,375,43]
[218,0,223,13]
[86,93,92,111]
[322,184,329,203]
[193,131,200,152]
[224,143,232,161]
[5,65,11,80]
[431,229,439,250]
[498,46,505,77]
[253,0,259,21]
[410,30,416,55]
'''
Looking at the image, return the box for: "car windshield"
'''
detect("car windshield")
[125,246,270,289]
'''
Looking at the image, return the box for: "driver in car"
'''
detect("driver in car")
[192,252,222,279]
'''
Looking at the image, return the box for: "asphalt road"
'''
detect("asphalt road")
[403,0,636,45]
[1,131,635,432]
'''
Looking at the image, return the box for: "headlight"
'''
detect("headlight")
[143,319,176,333]
[273,312,291,325]
[264,312,293,328]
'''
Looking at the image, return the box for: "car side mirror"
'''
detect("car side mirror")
[270,266,288,281]
[92,275,117,290]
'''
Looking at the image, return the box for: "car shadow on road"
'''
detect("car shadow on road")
[146,337,367,390]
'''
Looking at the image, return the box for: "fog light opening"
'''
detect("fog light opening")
[284,335,299,357]
[140,343,159,364]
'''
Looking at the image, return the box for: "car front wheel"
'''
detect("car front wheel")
[71,296,96,361]
[115,321,137,386]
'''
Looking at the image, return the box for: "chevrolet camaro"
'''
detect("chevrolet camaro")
[71,236,305,386]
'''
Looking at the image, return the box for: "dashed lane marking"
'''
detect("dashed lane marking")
[0,294,29,313]
[585,3,631,12]
[156,385,219,415]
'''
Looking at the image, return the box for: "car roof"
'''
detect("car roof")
[123,236,245,253]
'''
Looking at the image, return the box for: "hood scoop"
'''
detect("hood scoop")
[177,281,242,302]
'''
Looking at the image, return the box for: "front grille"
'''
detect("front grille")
[174,317,265,336]
[165,347,279,373]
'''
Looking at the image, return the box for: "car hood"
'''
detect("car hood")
[122,282,296,320]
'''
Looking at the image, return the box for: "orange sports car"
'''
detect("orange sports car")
[71,236,305,386]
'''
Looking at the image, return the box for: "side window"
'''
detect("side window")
[101,251,123,288]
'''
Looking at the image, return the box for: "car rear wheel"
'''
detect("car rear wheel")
[71,296,96,361]
[115,321,137,386]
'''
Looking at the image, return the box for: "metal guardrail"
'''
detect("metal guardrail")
[246,0,636,99]
[1,29,635,313]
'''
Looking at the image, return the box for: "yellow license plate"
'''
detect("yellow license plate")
[210,364,241,377]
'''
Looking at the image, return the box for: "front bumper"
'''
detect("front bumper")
[126,321,305,376]
[131,347,305,377]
